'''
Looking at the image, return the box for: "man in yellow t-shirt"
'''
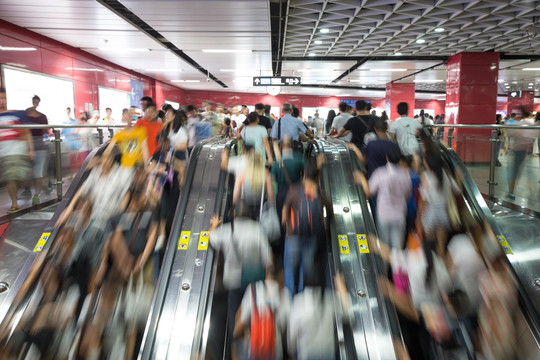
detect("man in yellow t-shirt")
[111,126,149,167]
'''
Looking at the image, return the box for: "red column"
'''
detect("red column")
[445,52,499,162]
[507,90,534,117]
[385,82,415,121]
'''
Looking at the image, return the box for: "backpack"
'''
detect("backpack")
[250,284,276,360]
[293,185,324,237]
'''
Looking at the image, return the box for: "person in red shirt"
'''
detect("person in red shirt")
[135,104,162,156]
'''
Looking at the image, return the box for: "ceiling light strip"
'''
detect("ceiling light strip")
[391,62,446,83]
[96,0,227,88]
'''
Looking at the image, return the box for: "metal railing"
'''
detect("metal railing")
[428,123,540,199]
[0,124,127,201]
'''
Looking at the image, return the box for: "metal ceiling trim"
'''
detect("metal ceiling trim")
[96,0,228,88]
[331,58,369,84]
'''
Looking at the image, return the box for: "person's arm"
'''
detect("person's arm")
[24,129,34,160]
[354,170,371,198]
[221,147,230,171]
[281,188,295,227]
[134,220,158,272]
[262,136,273,164]
[368,234,391,263]
[233,304,246,339]
[265,170,275,205]
[378,276,419,322]
[346,143,366,164]
[233,172,245,205]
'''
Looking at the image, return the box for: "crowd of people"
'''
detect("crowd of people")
[0,90,536,359]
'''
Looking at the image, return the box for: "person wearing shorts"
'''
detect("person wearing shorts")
[25,95,49,204]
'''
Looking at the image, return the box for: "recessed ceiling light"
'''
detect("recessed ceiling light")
[0,46,37,51]
[314,40,322,45]
[512,81,518,84]
[434,27,445,32]
[371,68,407,72]
[498,79,505,83]
[145,68,183,72]
[98,47,149,52]
[320,28,330,33]
[416,39,426,44]
[414,79,444,83]
[361,85,367,88]
[202,49,252,53]
[394,52,402,56]
[528,83,534,85]
[522,68,540,71]
[308,53,316,56]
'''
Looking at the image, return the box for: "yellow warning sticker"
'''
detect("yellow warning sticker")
[178,231,190,250]
[33,232,51,252]
[497,235,513,255]
[338,234,350,254]
[198,231,209,251]
[357,234,370,254]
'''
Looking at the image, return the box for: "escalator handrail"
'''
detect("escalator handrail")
[438,144,540,343]
[138,136,225,359]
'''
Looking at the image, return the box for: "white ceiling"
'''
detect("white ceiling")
[0,0,539,97]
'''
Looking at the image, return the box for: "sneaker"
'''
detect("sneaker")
[506,194,516,200]
[32,195,40,205]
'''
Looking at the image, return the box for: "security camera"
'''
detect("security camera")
[206,78,211,82]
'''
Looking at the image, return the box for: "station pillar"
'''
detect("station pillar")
[385,82,415,121]
[445,52,499,162]
[507,90,534,117]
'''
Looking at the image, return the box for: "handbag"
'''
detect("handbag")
[258,175,280,243]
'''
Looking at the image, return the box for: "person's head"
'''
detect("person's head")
[79,111,89,122]
[165,107,177,123]
[129,106,137,116]
[264,104,271,115]
[255,103,265,115]
[496,114,502,124]
[315,110,319,117]
[203,100,215,112]
[146,104,158,120]
[339,101,348,113]
[105,107,112,116]
[241,104,248,111]
[346,105,353,114]
[510,112,516,119]
[231,106,239,115]
[386,146,402,165]
[380,111,389,122]
[373,117,386,135]
[292,106,300,118]
[32,95,41,108]
[186,104,197,118]
[247,111,259,125]
[216,103,224,113]
[242,106,249,116]
[161,103,173,114]
[355,100,370,113]
[121,108,130,124]
[282,103,293,114]
[305,162,320,182]
[66,107,71,116]
[371,110,376,116]
[397,102,409,116]
[140,96,154,111]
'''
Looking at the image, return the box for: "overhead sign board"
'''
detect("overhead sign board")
[253,76,301,86]
[339,99,371,108]
[508,91,522,98]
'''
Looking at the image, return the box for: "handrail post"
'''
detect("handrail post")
[447,127,455,148]
[53,129,63,201]
[108,128,114,139]
[97,128,104,145]
[488,129,499,198]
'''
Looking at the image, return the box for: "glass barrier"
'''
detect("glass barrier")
[0,125,120,216]
[434,124,540,214]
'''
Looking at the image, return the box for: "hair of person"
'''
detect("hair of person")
[535,112,540,122]
[161,103,173,113]
[510,112,516,118]
[380,111,389,122]
[292,107,300,118]
[247,111,259,124]
[254,103,265,111]
[32,95,41,102]
[264,104,271,114]
[373,117,386,132]
[387,146,402,164]
[67,107,71,110]
[241,104,247,108]
[355,100,369,111]
[244,151,265,194]
[234,200,251,219]
[224,117,231,126]
[282,103,293,113]
[173,109,187,132]
[105,107,112,111]
[367,102,372,111]
[305,162,320,181]
[147,103,157,111]
[339,101,348,112]
[122,108,128,114]
[140,96,154,104]
[496,113,502,124]
[397,102,409,116]
[186,104,197,113]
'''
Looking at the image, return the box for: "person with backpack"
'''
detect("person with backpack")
[281,162,333,295]
[389,102,423,160]
[233,267,292,360]
[333,100,377,151]
[270,103,312,151]
[209,201,273,359]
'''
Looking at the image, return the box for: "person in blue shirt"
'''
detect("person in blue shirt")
[270,103,312,143]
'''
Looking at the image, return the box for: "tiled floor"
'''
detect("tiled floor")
[466,152,540,213]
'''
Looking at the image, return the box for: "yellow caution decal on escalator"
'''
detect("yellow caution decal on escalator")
[178,231,190,250]
[338,235,350,254]
[357,234,370,254]
[34,232,51,252]
[198,231,209,250]
[497,235,513,255]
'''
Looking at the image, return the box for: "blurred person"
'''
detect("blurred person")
[380,110,389,124]
[389,102,423,159]
[140,96,154,117]
[241,105,249,117]
[281,162,333,295]
[185,104,201,155]
[121,108,131,128]
[201,100,220,136]
[330,103,352,140]
[25,95,50,205]
[436,113,445,139]
[264,104,275,126]
[219,116,235,138]
[230,105,246,130]
[107,116,149,168]
[101,107,114,125]
[209,202,273,359]
[270,103,312,149]
[63,107,81,171]
[334,100,376,150]
[164,108,189,188]
[371,109,377,116]
[0,87,34,213]
[216,103,226,122]
[495,114,503,167]
[90,110,100,124]
[312,110,324,137]
[254,102,273,134]
[233,267,292,360]
[355,148,411,249]
[325,109,337,136]
[135,103,162,155]
[288,273,352,360]
[237,111,273,165]
[129,105,140,122]
[77,111,96,166]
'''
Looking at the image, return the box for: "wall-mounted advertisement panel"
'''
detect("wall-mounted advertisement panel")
[2,65,75,125]
[98,86,131,124]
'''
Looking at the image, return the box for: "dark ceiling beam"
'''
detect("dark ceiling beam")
[270,0,286,76]
[331,58,369,84]
[96,0,227,88]
[391,62,446,83]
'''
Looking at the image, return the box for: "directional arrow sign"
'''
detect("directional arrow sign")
[253,76,301,86]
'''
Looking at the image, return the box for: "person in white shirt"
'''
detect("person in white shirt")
[230,106,246,131]
[330,102,353,142]
[389,102,423,157]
